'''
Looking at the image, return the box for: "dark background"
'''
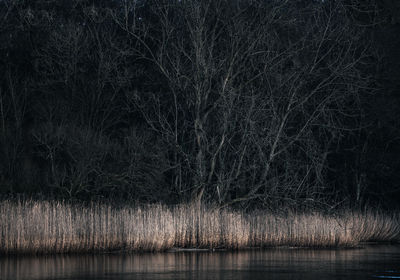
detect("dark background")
[0,0,399,210]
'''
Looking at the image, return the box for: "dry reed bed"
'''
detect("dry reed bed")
[0,200,399,254]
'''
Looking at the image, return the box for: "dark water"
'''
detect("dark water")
[1,245,400,280]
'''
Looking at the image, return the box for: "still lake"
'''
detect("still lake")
[1,245,400,280]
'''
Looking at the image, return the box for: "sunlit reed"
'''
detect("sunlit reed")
[0,200,399,254]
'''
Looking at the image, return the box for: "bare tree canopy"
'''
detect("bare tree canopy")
[0,0,399,209]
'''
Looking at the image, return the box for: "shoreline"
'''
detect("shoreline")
[3,243,400,257]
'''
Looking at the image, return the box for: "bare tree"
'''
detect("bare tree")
[116,0,375,208]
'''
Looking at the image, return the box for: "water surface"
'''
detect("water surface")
[1,245,400,279]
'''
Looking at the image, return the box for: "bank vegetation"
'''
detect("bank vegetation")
[1,200,399,254]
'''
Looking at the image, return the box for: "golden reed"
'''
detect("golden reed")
[0,200,399,254]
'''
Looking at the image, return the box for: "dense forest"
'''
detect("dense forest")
[0,0,399,210]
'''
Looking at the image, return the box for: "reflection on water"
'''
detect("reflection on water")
[1,245,400,280]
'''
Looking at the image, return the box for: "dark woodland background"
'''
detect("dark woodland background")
[0,0,399,210]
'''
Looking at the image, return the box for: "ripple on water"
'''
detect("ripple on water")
[373,271,400,279]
